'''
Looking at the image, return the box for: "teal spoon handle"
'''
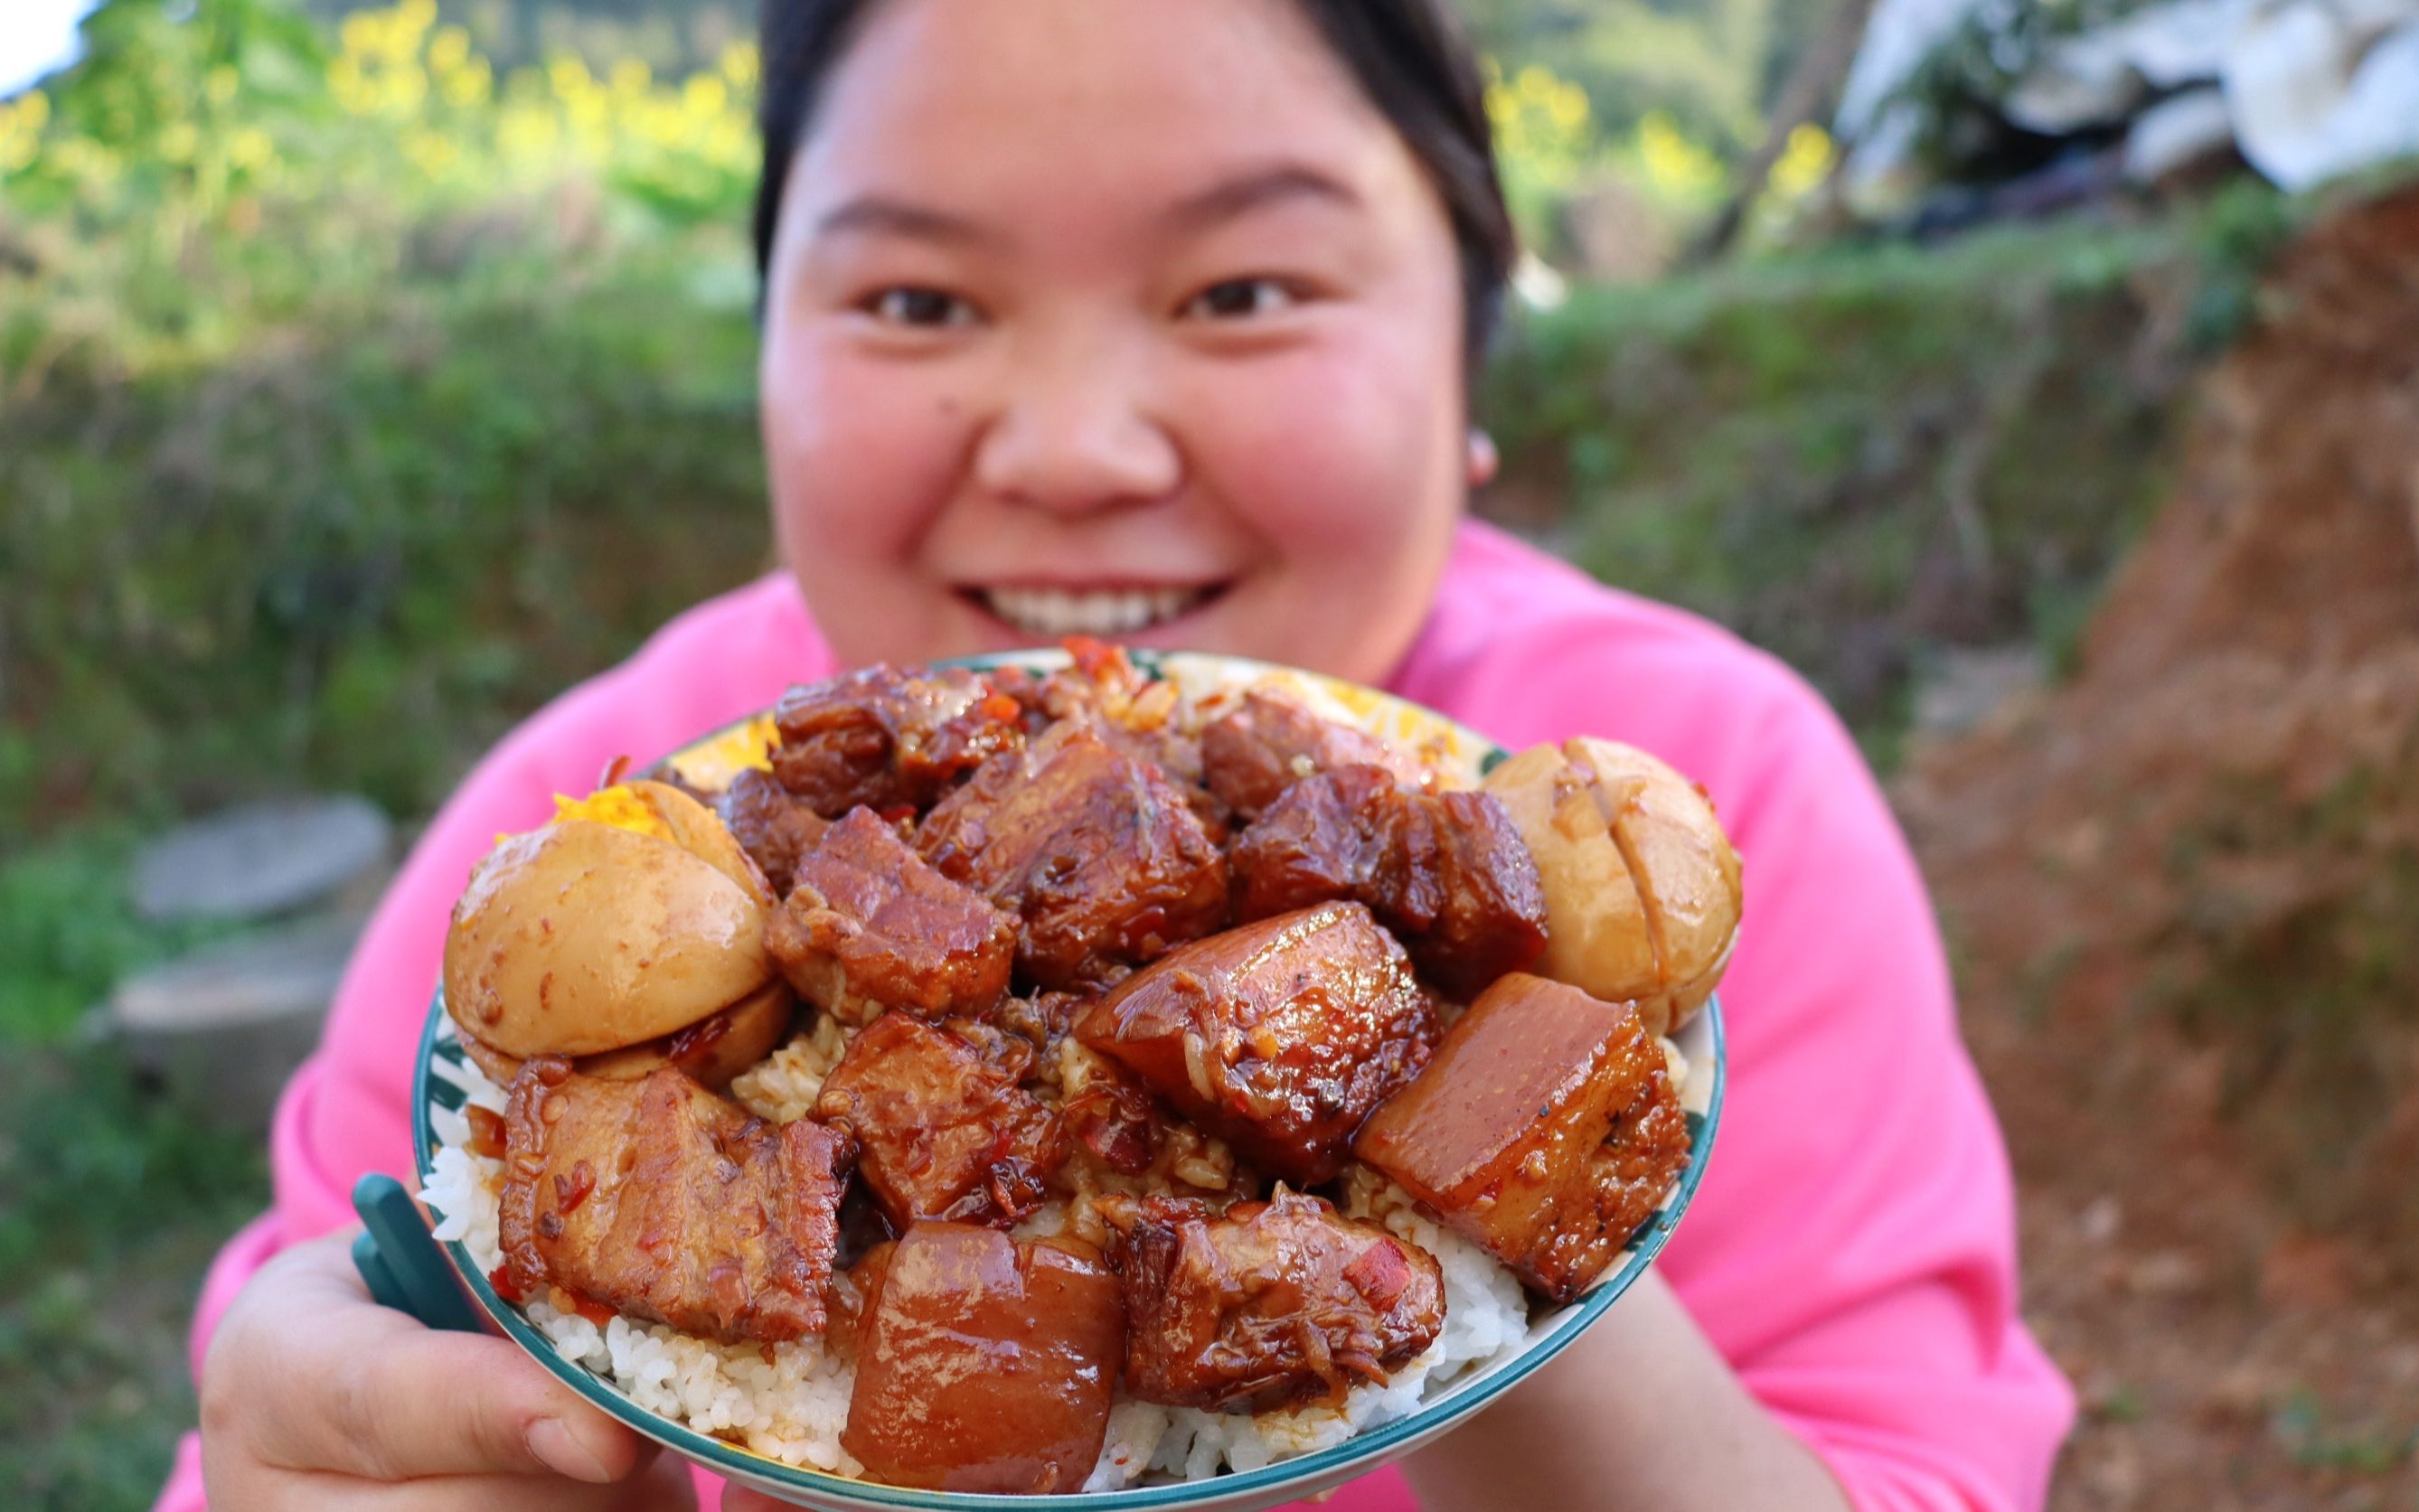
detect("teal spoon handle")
[351,1172,485,1333]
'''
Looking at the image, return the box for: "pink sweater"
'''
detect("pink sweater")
[156,521,2071,1511]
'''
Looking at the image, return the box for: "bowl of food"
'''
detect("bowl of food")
[396,643,1735,1510]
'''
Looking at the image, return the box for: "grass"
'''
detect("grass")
[0,1037,270,1511]
[1473,184,2307,760]
[0,830,256,1043]
[2,231,771,844]
[2269,1391,2419,1476]
[0,833,273,1509]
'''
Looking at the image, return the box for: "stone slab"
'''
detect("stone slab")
[133,795,391,922]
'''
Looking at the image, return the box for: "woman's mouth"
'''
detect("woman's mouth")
[972,584,1225,638]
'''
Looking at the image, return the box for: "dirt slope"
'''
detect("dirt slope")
[1895,183,2419,1509]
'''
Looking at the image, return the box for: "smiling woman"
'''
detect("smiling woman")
[172,2,2073,1510]
[753,0,1509,686]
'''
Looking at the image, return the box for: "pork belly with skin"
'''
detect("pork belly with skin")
[1231,765,1548,1000]
[1199,687,1430,821]
[842,1223,1126,1494]
[814,1012,1064,1229]
[1074,901,1437,1187]
[765,807,1017,1027]
[498,1060,850,1344]
[771,664,1024,819]
[716,766,830,897]
[918,722,1228,990]
[1353,972,1690,1303]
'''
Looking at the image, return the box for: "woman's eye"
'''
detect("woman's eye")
[1183,277,1300,321]
[864,286,977,328]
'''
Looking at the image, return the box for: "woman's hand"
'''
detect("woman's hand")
[1399,1268,1851,1512]
[200,1229,696,1509]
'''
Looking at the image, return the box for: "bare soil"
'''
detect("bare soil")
[1897,184,2419,1509]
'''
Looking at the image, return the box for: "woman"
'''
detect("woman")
[171,2,2073,1507]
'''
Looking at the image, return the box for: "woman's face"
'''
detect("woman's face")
[758,0,1475,686]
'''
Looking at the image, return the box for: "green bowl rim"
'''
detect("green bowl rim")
[409,647,1729,1509]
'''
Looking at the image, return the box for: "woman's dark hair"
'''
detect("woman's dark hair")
[753,0,1516,374]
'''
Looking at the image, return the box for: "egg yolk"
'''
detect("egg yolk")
[665,713,779,790]
[551,784,675,841]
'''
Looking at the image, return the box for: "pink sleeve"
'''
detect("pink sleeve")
[1395,530,2072,1511]
[153,578,823,1512]
[1570,655,2072,1511]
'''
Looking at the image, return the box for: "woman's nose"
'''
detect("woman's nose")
[973,348,1182,514]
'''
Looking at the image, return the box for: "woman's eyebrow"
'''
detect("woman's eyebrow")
[813,194,997,246]
[1162,164,1363,233]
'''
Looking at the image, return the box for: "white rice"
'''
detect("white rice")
[419,1041,1548,1490]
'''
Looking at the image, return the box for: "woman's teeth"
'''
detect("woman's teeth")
[981,586,1210,638]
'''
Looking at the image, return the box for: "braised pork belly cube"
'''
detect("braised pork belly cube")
[1093,1190,1444,1410]
[1025,638,1223,822]
[813,1013,1063,1228]
[716,767,830,897]
[1352,972,1690,1303]
[1073,902,1437,1186]
[1200,688,1429,821]
[771,664,1024,819]
[1232,767,1548,1000]
[842,1224,1125,1494]
[765,808,1017,1027]
[498,1060,849,1344]
[918,722,1228,989]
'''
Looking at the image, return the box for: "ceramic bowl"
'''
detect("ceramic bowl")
[381,649,1727,1512]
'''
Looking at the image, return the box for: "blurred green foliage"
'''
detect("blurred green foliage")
[0,831,249,1041]
[1482,207,2226,759]
[1462,0,1820,157]
[2,0,2298,845]
[0,1035,270,1512]
[4,0,771,842]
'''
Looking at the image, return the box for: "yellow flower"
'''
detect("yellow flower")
[500,103,561,161]
[1548,81,1589,134]
[1767,123,1836,201]
[428,25,471,75]
[0,106,38,174]
[683,73,729,120]
[720,42,759,87]
[441,58,492,108]
[52,135,120,183]
[402,127,457,177]
[549,55,595,100]
[381,64,428,115]
[0,88,52,170]
[1636,111,1724,198]
[206,66,239,106]
[328,53,376,114]
[610,59,651,98]
[397,0,437,38]
[228,126,274,170]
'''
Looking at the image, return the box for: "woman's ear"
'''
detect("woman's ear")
[1467,429,1499,488]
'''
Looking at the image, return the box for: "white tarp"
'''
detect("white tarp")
[1838,0,2419,198]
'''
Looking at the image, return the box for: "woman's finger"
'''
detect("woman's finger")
[210,1231,648,1484]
